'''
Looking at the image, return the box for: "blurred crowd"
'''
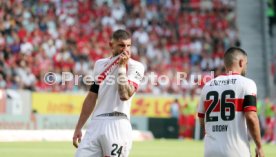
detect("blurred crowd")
[272,53,276,85]
[259,98,276,144]
[0,0,240,94]
[267,0,276,84]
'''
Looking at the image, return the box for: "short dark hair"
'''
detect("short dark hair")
[112,29,131,41]
[224,47,247,68]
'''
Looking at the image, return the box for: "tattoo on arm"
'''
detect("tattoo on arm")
[118,73,135,100]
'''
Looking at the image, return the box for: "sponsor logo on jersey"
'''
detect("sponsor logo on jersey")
[134,71,143,81]
[210,79,237,86]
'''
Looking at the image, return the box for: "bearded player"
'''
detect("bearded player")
[73,29,144,157]
[197,47,264,157]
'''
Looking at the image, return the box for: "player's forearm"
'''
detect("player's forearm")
[118,80,135,100]
[75,92,97,130]
[118,66,135,100]
[75,104,92,130]
[245,112,262,148]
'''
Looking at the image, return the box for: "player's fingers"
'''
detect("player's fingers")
[73,137,78,148]
[122,51,130,58]
[120,52,126,58]
[119,55,126,61]
[120,56,127,62]
[78,137,81,143]
[73,141,78,148]
[255,148,259,157]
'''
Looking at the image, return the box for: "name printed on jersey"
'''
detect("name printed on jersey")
[212,125,228,132]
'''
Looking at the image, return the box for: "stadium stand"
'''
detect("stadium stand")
[0,0,240,94]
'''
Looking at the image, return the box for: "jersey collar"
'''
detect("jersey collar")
[220,72,240,76]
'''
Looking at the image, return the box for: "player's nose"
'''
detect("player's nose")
[122,48,129,53]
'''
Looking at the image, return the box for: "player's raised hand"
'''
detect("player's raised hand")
[255,147,264,157]
[119,51,130,66]
[73,129,82,148]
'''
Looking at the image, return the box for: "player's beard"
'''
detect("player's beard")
[113,50,127,57]
[113,51,121,57]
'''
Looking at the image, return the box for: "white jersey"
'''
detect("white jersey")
[91,56,144,119]
[197,73,257,157]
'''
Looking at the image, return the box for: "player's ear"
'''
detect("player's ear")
[239,59,243,68]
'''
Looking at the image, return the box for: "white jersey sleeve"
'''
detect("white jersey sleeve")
[243,79,257,112]
[92,59,106,83]
[197,86,206,118]
[89,60,100,94]
[92,61,99,81]
[244,79,257,96]
[127,61,144,90]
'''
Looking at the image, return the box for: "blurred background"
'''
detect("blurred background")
[0,0,276,156]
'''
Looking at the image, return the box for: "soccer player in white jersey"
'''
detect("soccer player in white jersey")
[197,47,264,157]
[73,29,144,157]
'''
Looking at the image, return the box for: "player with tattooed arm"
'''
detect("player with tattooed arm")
[73,29,144,157]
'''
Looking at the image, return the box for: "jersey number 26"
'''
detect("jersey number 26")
[206,90,235,122]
